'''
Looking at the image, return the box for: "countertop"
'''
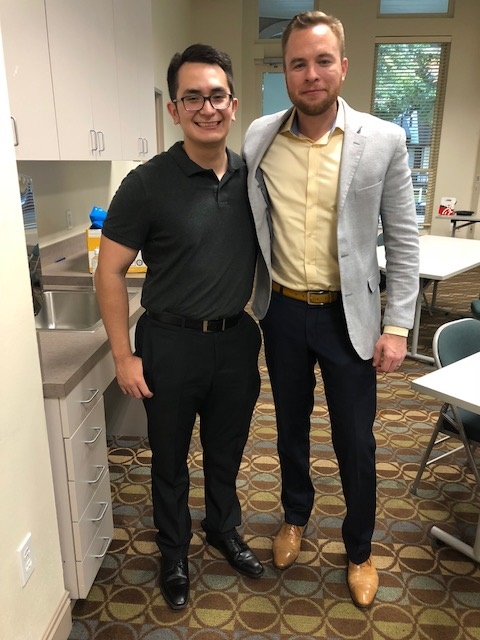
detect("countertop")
[38,251,145,399]
[41,250,145,288]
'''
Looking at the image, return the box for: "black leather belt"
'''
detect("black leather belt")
[147,310,243,333]
[272,281,340,305]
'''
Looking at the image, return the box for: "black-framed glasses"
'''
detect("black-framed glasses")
[173,93,233,111]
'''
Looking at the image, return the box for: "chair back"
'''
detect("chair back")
[471,298,480,320]
[433,317,480,369]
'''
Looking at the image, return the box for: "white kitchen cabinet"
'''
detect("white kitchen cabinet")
[0,0,155,161]
[114,0,157,160]
[0,0,60,159]
[45,0,122,160]
[44,351,116,599]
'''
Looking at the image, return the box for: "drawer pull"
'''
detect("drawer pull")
[93,536,111,559]
[80,388,100,405]
[91,502,109,523]
[83,427,103,445]
[87,465,105,485]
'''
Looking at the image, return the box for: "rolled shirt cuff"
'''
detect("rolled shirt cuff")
[383,325,409,338]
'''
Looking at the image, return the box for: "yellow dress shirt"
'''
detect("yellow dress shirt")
[260,105,343,292]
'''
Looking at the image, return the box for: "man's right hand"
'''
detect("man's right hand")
[115,354,153,399]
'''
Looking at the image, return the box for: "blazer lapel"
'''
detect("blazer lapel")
[251,108,293,172]
[338,103,366,217]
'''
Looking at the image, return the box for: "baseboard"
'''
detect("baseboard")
[41,590,72,640]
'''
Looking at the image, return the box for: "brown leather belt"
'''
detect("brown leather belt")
[272,281,340,305]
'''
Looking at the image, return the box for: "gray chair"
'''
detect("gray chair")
[471,298,480,320]
[411,317,480,495]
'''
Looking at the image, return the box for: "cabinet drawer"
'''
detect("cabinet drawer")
[60,352,115,437]
[75,506,114,599]
[65,397,107,481]
[68,463,110,523]
[73,471,113,561]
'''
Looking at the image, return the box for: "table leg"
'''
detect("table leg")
[407,281,434,364]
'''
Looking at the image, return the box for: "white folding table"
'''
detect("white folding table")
[411,351,480,561]
[436,213,480,237]
[377,235,480,363]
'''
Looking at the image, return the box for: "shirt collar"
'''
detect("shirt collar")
[169,141,242,176]
[281,99,346,140]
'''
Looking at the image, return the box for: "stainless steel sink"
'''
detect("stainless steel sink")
[35,290,135,331]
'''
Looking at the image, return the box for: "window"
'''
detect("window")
[262,71,291,115]
[372,42,450,227]
[258,0,313,39]
[379,0,452,16]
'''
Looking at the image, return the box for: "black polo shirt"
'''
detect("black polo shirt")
[103,142,257,319]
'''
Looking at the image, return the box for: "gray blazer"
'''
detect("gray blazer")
[243,98,420,361]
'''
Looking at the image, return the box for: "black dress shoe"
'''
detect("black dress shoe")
[160,557,189,610]
[207,532,264,578]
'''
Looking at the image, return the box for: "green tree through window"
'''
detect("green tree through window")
[372,42,449,227]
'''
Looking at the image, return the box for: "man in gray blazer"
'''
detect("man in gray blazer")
[243,11,419,608]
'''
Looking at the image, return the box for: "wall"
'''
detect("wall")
[17,160,137,246]
[0,26,71,640]
[188,0,245,152]
[151,0,193,151]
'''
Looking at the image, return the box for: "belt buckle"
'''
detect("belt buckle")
[307,290,325,305]
[202,319,226,332]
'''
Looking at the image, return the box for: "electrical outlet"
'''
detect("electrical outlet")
[17,533,35,587]
[66,209,73,230]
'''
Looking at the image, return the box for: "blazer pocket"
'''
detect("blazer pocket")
[355,180,383,207]
[356,180,383,194]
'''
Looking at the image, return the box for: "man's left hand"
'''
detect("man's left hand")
[372,334,407,373]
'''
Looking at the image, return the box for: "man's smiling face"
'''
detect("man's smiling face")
[168,62,238,150]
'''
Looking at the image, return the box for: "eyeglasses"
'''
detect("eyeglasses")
[173,93,233,111]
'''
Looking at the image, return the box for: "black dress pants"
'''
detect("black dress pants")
[135,311,261,560]
[260,292,377,564]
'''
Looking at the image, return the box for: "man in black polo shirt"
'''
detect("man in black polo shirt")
[95,44,263,610]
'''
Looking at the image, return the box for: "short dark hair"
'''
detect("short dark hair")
[167,43,235,101]
[281,11,346,60]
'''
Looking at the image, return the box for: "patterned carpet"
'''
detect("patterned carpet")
[69,267,480,640]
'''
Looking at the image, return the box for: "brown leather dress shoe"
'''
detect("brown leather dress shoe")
[347,556,378,608]
[272,523,305,569]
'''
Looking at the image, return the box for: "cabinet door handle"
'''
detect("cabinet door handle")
[138,137,143,155]
[11,116,19,146]
[80,388,99,405]
[97,130,105,152]
[143,137,148,154]
[83,427,103,444]
[90,129,98,152]
[87,465,105,485]
[90,501,109,523]
[93,536,111,559]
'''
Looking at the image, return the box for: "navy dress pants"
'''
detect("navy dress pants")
[135,311,261,560]
[260,292,377,564]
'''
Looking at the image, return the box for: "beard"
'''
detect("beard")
[286,82,341,117]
